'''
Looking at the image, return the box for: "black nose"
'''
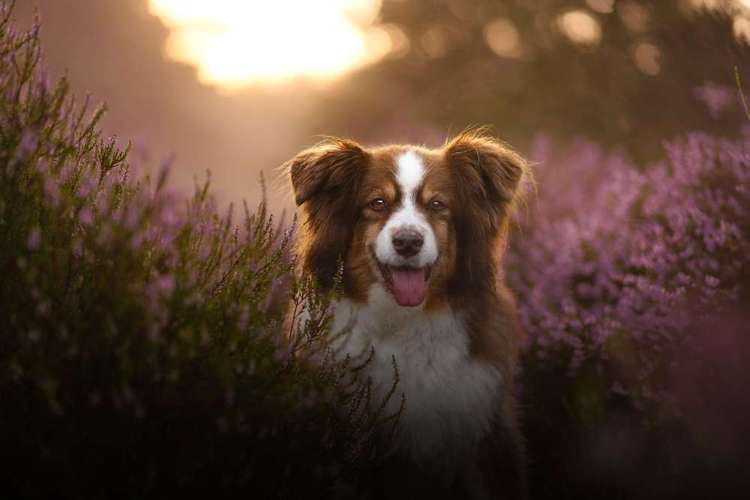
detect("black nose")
[392,229,424,257]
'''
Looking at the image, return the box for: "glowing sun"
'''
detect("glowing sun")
[148,0,397,89]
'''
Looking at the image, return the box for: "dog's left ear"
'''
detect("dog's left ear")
[444,131,528,292]
[444,131,527,210]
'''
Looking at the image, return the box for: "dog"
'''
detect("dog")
[286,130,528,499]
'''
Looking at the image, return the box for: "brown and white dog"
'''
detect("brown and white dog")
[286,130,528,499]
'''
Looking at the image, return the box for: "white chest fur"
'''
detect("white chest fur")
[331,285,502,468]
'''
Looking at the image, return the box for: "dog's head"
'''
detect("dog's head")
[286,131,528,308]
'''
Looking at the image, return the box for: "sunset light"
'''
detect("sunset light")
[148,0,393,89]
[10,1,750,498]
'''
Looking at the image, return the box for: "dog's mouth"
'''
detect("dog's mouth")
[377,261,432,307]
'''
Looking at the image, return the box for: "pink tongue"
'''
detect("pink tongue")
[391,268,428,307]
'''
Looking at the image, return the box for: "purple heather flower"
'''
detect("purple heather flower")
[16,129,38,159]
[154,274,176,296]
[78,178,97,199]
[44,176,61,207]
[27,227,41,250]
[125,205,140,230]
[693,82,734,119]
[704,275,720,288]
[508,129,750,406]
[79,207,94,226]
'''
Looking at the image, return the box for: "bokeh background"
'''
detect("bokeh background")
[15,0,750,212]
[5,2,750,498]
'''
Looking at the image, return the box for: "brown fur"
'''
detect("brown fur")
[286,138,368,290]
[286,130,529,499]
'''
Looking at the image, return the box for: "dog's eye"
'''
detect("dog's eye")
[369,198,387,211]
[429,199,446,211]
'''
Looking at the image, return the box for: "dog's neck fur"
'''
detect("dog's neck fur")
[331,283,504,472]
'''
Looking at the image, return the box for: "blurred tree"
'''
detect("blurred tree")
[313,0,750,162]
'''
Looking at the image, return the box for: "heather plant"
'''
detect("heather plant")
[508,127,750,497]
[0,5,393,498]
[509,130,750,411]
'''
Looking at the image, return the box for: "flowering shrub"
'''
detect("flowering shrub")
[0,6,392,498]
[509,131,750,409]
[507,131,750,497]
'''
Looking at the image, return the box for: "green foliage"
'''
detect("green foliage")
[316,0,750,164]
[0,4,391,498]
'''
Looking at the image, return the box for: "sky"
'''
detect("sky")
[14,0,749,213]
[15,0,365,213]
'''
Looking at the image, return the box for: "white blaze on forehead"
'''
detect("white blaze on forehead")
[395,150,426,198]
[373,149,438,269]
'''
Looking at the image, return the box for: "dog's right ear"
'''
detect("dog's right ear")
[285,138,368,290]
[286,138,367,206]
